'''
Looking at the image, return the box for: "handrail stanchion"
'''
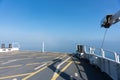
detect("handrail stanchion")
[101,48,105,58]
[84,46,86,53]
[90,47,94,54]
[117,55,119,63]
[90,47,95,54]
[114,52,118,62]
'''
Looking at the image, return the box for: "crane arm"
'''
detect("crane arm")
[101,10,120,28]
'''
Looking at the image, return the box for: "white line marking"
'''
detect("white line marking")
[54,57,60,59]
[34,63,47,70]
[12,78,17,80]
[60,55,66,59]
[57,57,71,69]
[70,75,73,80]
[1,60,17,65]
[52,57,71,78]
[75,73,78,77]
[35,57,42,59]
[1,58,32,65]
[15,58,32,61]
[45,61,53,63]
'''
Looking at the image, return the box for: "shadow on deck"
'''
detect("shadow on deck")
[72,54,113,80]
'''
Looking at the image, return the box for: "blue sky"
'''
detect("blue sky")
[0,0,120,52]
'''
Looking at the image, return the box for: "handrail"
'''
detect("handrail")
[76,45,120,80]
[84,45,120,63]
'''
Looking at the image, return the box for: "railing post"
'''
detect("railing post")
[89,47,95,54]
[114,52,118,62]
[89,47,92,54]
[101,48,105,58]
[84,46,86,53]
[117,55,119,63]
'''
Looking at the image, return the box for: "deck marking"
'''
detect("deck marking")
[12,78,17,80]
[54,56,60,59]
[22,57,61,80]
[0,65,22,69]
[75,61,80,64]
[70,75,73,80]
[35,57,42,59]
[75,73,78,77]
[0,73,32,79]
[15,58,32,61]
[51,61,72,80]
[51,57,71,80]
[36,56,52,59]
[34,63,47,70]
[22,65,48,80]
[57,57,71,69]
[26,62,41,66]
[60,55,66,59]
[1,60,17,65]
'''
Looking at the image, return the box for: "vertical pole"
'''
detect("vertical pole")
[89,47,92,54]
[101,48,105,58]
[117,55,119,63]
[114,52,118,62]
[42,42,44,53]
[90,47,94,54]
[84,46,86,53]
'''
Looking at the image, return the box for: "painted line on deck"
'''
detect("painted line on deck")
[51,57,71,80]
[15,58,33,61]
[0,62,43,70]
[1,60,17,65]
[57,57,71,69]
[59,55,67,59]
[67,61,80,64]
[12,78,17,80]
[35,57,42,59]
[0,65,22,69]
[22,56,62,80]
[34,63,47,70]
[51,61,73,80]
[75,73,78,77]
[22,65,48,80]
[0,72,32,79]
[36,56,52,59]
[1,57,33,65]
[54,57,60,59]
[26,62,41,66]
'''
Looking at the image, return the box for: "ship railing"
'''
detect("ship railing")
[77,45,120,80]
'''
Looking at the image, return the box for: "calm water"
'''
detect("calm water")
[19,41,120,60]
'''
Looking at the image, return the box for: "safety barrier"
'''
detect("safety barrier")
[76,45,120,80]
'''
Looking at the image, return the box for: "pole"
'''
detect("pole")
[42,42,44,53]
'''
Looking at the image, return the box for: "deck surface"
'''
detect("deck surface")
[0,51,112,80]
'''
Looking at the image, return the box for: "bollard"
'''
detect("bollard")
[9,44,12,48]
[1,43,5,48]
[77,45,85,53]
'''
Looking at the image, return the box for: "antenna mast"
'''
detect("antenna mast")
[42,42,45,53]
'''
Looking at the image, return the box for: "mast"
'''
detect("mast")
[42,41,45,53]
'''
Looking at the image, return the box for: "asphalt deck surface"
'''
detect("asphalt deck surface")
[0,51,113,80]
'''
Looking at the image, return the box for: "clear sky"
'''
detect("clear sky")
[0,0,120,52]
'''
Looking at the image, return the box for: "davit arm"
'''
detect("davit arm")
[101,10,120,28]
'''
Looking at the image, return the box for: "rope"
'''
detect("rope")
[101,29,108,48]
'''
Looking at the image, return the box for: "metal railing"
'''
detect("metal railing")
[77,45,120,80]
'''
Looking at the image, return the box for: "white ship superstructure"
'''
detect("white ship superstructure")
[0,43,19,52]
